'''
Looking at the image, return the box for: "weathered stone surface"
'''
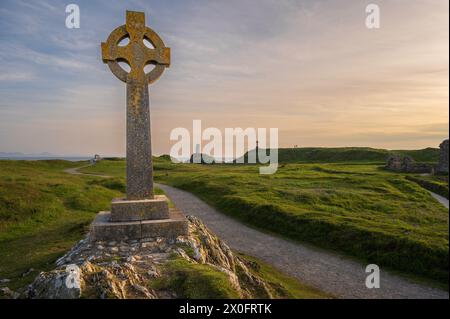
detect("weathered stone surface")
[90,209,188,242]
[94,11,180,242]
[90,211,141,242]
[385,154,403,171]
[141,209,188,238]
[111,195,170,221]
[126,79,154,199]
[437,139,449,174]
[26,268,82,299]
[385,154,432,173]
[0,287,20,299]
[101,10,170,200]
[27,216,273,299]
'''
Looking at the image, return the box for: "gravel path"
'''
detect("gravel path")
[64,165,111,178]
[156,183,449,299]
[429,191,449,209]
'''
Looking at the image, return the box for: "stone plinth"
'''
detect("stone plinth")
[111,195,170,222]
[90,209,188,241]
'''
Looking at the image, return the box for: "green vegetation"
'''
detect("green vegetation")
[0,148,447,295]
[239,147,440,164]
[0,160,123,290]
[152,255,330,299]
[0,159,321,298]
[236,253,332,298]
[152,258,241,298]
[83,157,449,284]
[406,175,449,199]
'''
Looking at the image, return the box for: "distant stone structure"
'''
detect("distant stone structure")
[437,139,449,174]
[90,154,102,164]
[385,154,433,173]
[385,155,405,171]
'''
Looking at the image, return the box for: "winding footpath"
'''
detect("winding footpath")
[429,192,449,209]
[156,183,448,299]
[64,165,112,179]
[67,165,449,299]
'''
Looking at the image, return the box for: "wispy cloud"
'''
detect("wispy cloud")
[0,0,448,155]
[0,71,35,82]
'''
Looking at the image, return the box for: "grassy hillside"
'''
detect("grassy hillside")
[83,158,449,284]
[0,160,324,298]
[0,160,122,291]
[406,175,449,199]
[239,147,440,164]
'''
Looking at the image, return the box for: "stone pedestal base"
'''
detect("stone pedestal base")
[111,195,169,221]
[89,209,188,242]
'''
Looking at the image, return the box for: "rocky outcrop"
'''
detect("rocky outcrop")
[0,287,19,299]
[25,216,272,299]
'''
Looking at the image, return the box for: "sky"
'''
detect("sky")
[0,0,448,156]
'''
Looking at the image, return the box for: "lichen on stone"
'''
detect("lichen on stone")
[26,216,273,299]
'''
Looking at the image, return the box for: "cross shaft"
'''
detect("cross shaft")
[101,11,170,200]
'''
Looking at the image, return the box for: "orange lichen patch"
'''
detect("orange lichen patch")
[101,10,170,84]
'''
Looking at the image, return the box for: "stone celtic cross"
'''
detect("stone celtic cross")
[101,11,170,200]
[91,11,186,242]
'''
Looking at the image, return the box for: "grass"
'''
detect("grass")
[406,175,449,199]
[0,159,323,298]
[82,158,449,284]
[0,160,122,291]
[151,255,330,299]
[239,147,440,164]
[152,258,242,298]
[236,253,331,298]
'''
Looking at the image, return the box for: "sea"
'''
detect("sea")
[0,156,92,161]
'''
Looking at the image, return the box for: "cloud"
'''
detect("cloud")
[50,33,98,51]
[0,0,448,155]
[0,43,94,70]
[0,71,35,82]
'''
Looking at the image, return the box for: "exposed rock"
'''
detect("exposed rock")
[26,216,273,299]
[0,287,19,299]
[0,278,11,285]
[27,267,82,299]
[21,268,35,278]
